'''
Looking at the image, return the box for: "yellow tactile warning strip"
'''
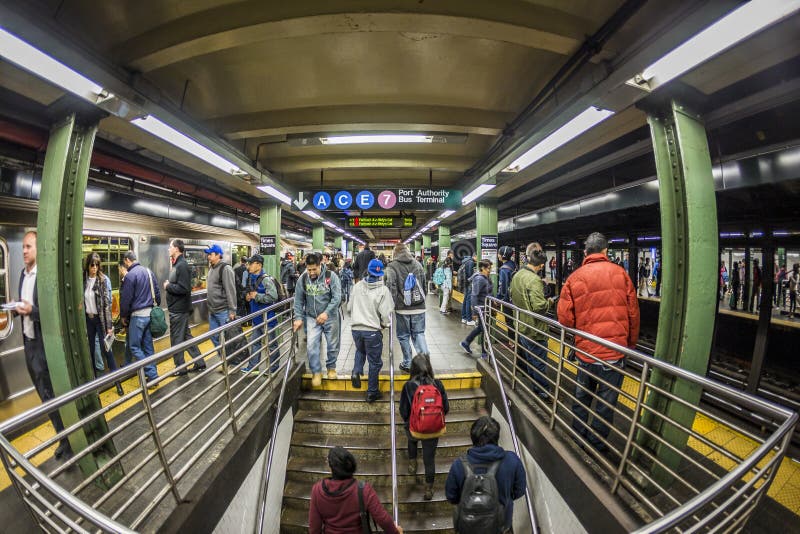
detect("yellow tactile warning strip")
[300,371,483,393]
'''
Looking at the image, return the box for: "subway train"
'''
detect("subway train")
[0,195,306,409]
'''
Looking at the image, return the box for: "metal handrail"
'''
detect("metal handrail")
[474,306,539,534]
[480,295,797,533]
[0,297,296,532]
[387,312,399,525]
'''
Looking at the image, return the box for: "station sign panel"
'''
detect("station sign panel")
[347,216,415,228]
[291,188,461,211]
[259,235,276,255]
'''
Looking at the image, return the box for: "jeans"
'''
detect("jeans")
[209,310,230,348]
[249,315,279,371]
[395,313,429,367]
[305,315,341,374]
[461,288,472,321]
[87,314,117,373]
[440,287,451,312]
[405,426,439,484]
[352,330,383,396]
[128,315,157,381]
[519,337,549,397]
[790,290,797,314]
[463,323,484,355]
[169,311,202,368]
[572,360,624,452]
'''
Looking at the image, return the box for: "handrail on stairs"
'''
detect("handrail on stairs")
[475,305,541,534]
[387,312,400,525]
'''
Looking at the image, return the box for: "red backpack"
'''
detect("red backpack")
[409,383,446,439]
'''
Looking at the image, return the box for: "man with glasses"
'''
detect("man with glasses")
[204,244,237,355]
[557,232,639,455]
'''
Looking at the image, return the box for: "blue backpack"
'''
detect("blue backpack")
[403,272,425,306]
[432,267,446,286]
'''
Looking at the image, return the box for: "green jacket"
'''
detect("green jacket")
[509,266,551,340]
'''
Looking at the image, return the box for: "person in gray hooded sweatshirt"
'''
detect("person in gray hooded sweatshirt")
[204,244,237,352]
[386,242,429,372]
[348,258,394,402]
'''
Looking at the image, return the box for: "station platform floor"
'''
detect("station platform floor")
[0,291,798,530]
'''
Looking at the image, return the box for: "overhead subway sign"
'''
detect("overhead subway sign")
[291,188,462,211]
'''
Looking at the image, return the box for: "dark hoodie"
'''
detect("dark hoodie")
[445,444,526,529]
[497,259,516,303]
[309,477,398,534]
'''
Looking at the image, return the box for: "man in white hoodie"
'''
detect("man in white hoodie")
[348,259,394,402]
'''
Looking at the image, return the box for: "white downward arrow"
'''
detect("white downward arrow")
[293,191,308,210]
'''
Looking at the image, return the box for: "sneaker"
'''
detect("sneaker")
[398,363,410,373]
[466,320,476,326]
[460,341,472,355]
[423,483,434,500]
[311,373,322,387]
[480,353,489,360]
[188,364,207,372]
[351,374,362,389]
[241,365,259,375]
[461,319,467,324]
[172,370,188,377]
[366,392,383,403]
[327,369,338,380]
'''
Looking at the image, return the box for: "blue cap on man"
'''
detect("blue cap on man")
[367,259,385,277]
[204,244,224,255]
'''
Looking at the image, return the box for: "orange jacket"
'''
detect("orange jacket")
[557,254,639,363]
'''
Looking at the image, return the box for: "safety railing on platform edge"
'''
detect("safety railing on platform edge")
[0,297,296,533]
[387,312,399,526]
[475,308,540,534]
[479,296,798,533]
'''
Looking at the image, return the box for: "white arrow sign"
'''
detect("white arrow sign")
[293,191,308,210]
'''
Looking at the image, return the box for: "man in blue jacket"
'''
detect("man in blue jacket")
[458,254,476,325]
[445,416,527,533]
[242,254,279,374]
[120,251,160,387]
[292,252,342,386]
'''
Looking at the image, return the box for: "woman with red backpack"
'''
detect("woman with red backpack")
[399,353,450,500]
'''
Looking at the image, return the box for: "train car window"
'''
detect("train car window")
[184,245,209,291]
[232,244,251,265]
[0,238,10,338]
[82,234,133,322]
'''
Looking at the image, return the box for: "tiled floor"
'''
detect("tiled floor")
[296,293,480,376]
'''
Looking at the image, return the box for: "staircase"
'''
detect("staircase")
[280,373,487,533]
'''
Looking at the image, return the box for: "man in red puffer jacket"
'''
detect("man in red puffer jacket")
[558,232,639,454]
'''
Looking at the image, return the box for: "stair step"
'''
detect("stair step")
[290,431,472,460]
[286,456,456,485]
[281,505,455,533]
[298,388,486,413]
[301,373,481,393]
[293,409,484,437]
[282,479,452,513]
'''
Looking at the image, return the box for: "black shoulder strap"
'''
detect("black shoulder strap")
[358,480,371,534]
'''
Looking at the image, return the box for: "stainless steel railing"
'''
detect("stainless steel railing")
[387,312,399,525]
[479,296,797,533]
[0,297,296,533]
[474,308,539,534]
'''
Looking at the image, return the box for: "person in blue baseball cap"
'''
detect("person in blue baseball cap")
[347,258,394,402]
[204,244,237,354]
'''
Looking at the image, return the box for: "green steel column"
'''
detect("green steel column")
[422,235,431,260]
[334,236,343,256]
[476,201,498,291]
[312,224,325,252]
[260,202,281,279]
[415,240,422,257]
[643,100,718,481]
[38,113,119,481]
[350,239,356,259]
[439,225,451,254]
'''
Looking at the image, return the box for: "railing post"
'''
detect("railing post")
[218,329,239,434]
[138,368,181,503]
[388,312,399,525]
[550,328,567,430]
[612,362,649,494]
[511,307,519,390]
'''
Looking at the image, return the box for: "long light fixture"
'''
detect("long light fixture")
[132,115,244,175]
[641,0,800,90]
[0,27,107,102]
[504,107,614,173]
[440,210,456,219]
[323,220,336,228]
[461,183,496,205]
[302,210,323,220]
[320,135,433,145]
[256,185,291,204]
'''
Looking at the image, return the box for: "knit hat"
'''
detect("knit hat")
[367,259,385,277]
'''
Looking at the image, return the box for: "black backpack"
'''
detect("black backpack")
[454,457,505,533]
[254,273,287,301]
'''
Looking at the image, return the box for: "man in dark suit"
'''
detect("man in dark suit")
[15,231,71,460]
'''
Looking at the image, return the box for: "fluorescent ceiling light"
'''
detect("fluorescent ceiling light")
[440,210,456,219]
[504,107,614,173]
[302,210,323,220]
[323,220,336,228]
[335,227,345,233]
[641,0,800,89]
[462,183,496,205]
[256,185,291,204]
[0,28,107,102]
[320,135,433,145]
[131,115,244,175]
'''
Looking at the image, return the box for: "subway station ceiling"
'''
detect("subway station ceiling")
[0,1,799,242]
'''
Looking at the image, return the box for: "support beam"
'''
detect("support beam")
[747,245,774,393]
[415,240,423,258]
[476,201,499,291]
[259,202,281,279]
[38,112,119,482]
[334,236,343,256]
[312,224,325,252]
[439,225,451,257]
[422,235,431,259]
[641,100,718,482]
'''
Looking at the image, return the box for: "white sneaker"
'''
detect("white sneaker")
[466,320,476,326]
[461,319,467,324]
